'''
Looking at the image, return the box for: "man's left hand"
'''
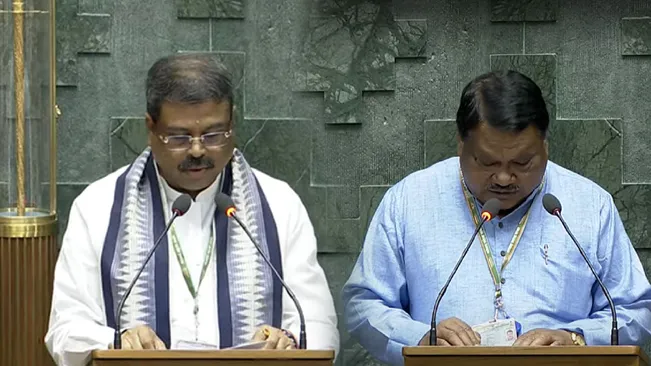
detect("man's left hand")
[512,329,573,346]
[251,325,296,350]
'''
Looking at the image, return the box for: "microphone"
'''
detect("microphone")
[429,198,501,345]
[542,193,618,345]
[113,194,193,349]
[214,193,307,350]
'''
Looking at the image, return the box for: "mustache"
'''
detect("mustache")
[488,185,519,193]
[178,156,215,171]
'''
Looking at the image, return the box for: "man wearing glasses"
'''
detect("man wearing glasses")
[45,53,339,366]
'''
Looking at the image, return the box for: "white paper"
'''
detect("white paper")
[174,339,219,350]
[225,341,267,350]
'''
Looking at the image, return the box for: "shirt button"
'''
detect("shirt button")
[500,250,506,257]
[501,278,506,284]
[498,222,504,229]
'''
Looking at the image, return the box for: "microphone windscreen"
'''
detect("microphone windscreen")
[482,198,501,219]
[171,194,193,216]
[214,193,236,215]
[542,193,562,215]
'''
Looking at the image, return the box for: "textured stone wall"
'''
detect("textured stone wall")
[40,0,651,364]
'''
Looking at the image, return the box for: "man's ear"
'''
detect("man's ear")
[145,113,155,130]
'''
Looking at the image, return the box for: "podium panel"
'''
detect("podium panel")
[90,349,335,366]
[403,346,649,366]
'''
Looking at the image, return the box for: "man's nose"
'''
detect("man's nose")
[188,138,206,158]
[494,169,515,186]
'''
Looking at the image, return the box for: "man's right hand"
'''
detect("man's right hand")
[115,325,167,350]
[418,317,481,346]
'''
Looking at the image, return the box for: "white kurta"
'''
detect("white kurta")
[45,166,340,366]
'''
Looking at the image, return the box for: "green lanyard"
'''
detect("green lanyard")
[170,224,215,316]
[460,173,544,318]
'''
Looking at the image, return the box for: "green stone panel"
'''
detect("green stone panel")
[523,2,651,183]
[324,219,362,253]
[56,0,112,86]
[234,118,369,253]
[621,17,651,56]
[0,112,11,184]
[327,186,360,220]
[57,0,213,181]
[491,0,558,22]
[424,119,457,168]
[0,25,7,88]
[549,119,651,249]
[56,183,88,247]
[613,185,651,249]
[359,186,390,235]
[292,177,329,252]
[234,118,313,188]
[228,0,313,118]
[110,117,148,171]
[0,182,8,210]
[293,1,426,125]
[57,86,113,183]
[523,1,637,119]
[210,19,247,52]
[549,119,622,193]
[177,0,245,19]
[316,252,365,365]
[388,1,523,125]
[637,249,651,287]
[394,20,427,58]
[0,116,49,210]
[490,54,557,120]
[234,118,359,253]
[76,15,112,54]
[312,92,421,187]
[342,343,388,366]
[231,113,395,254]
[78,0,113,13]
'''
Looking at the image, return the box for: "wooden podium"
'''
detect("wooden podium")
[403,346,649,366]
[89,349,335,366]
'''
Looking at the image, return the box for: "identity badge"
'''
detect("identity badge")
[471,318,518,346]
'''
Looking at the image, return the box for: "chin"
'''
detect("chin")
[483,194,517,208]
[498,196,527,212]
[185,181,213,192]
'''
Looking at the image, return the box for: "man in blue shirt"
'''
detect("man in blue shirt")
[342,70,651,365]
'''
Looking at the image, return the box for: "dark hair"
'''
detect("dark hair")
[456,70,549,140]
[146,53,234,122]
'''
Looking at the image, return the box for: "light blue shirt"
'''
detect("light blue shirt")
[342,157,651,365]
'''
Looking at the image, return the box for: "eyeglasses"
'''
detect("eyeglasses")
[158,130,232,151]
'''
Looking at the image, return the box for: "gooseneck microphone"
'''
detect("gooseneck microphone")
[214,193,307,350]
[429,198,501,345]
[113,194,193,350]
[542,193,618,345]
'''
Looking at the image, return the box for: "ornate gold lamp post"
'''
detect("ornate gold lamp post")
[0,0,58,365]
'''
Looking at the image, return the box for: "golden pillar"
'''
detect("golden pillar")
[0,0,58,365]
